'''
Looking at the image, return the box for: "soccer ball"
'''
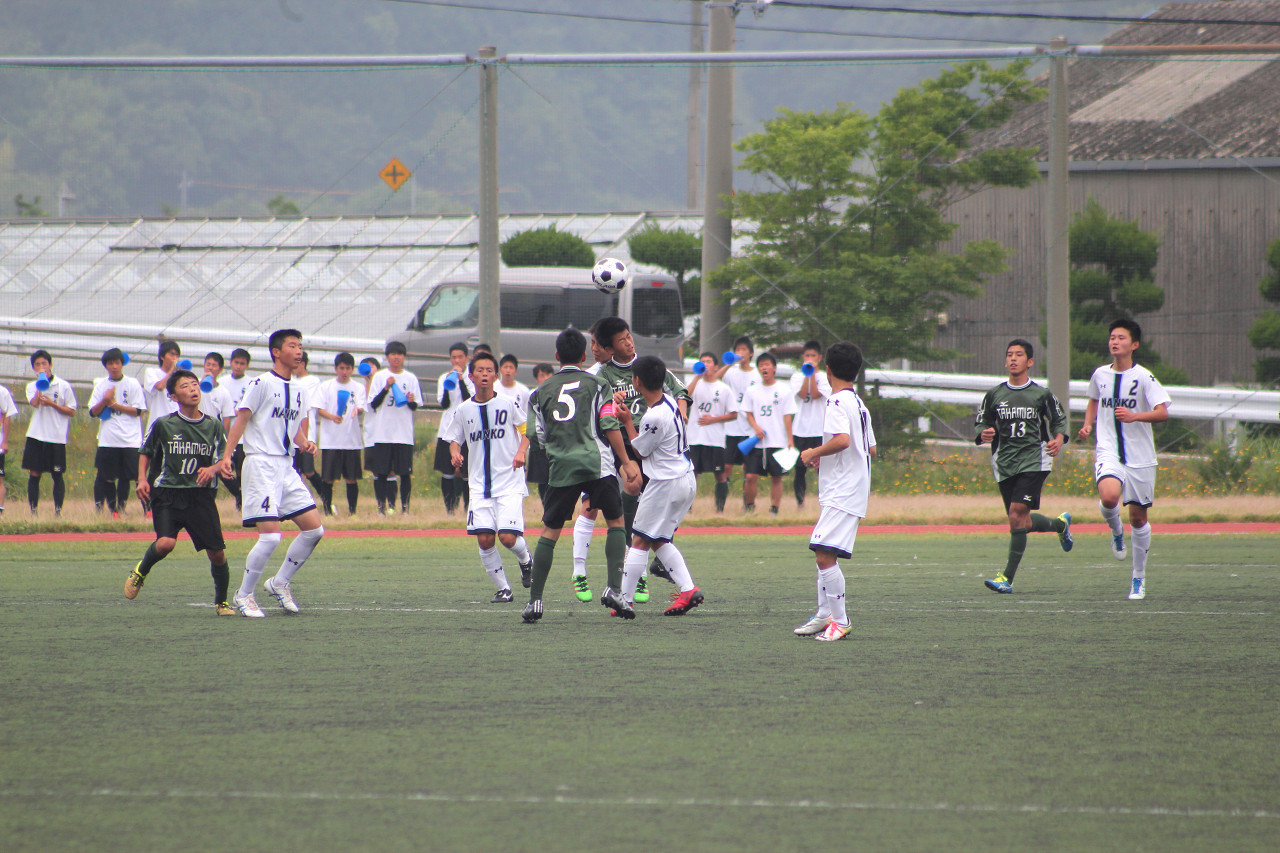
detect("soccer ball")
[592,257,629,294]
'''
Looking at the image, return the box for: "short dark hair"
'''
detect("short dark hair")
[204,351,225,369]
[756,351,777,369]
[30,349,52,367]
[533,362,554,377]
[361,356,381,371]
[158,340,181,362]
[166,368,199,396]
[594,317,630,351]
[268,329,302,354]
[474,342,493,354]
[448,341,469,356]
[825,342,863,382]
[230,348,251,363]
[469,351,499,375]
[101,347,125,367]
[556,328,587,366]
[500,353,518,368]
[1110,318,1142,343]
[1007,338,1034,360]
[385,340,408,357]
[300,352,310,367]
[802,340,822,355]
[632,355,666,393]
[732,335,754,353]
[699,350,719,366]
[334,352,355,368]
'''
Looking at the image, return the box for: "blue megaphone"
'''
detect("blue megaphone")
[35,372,50,391]
[98,407,112,421]
[801,362,815,377]
[337,388,350,416]
[722,351,738,366]
[391,382,409,407]
[121,352,131,366]
[737,434,761,456]
[442,371,458,392]
[692,361,707,375]
[200,374,215,392]
[358,361,373,376]
[177,359,192,371]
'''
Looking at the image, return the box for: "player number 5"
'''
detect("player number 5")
[554,381,580,422]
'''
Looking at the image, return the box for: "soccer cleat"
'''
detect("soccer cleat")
[664,587,704,616]
[124,564,145,600]
[815,619,852,642]
[491,588,513,603]
[234,592,265,618]
[519,558,533,590]
[264,576,300,614]
[984,574,1013,594]
[599,587,635,619]
[1129,577,1146,600]
[649,558,674,584]
[793,615,829,636]
[634,575,650,604]
[571,574,592,602]
[215,602,236,616]
[521,599,543,623]
[1111,532,1127,560]
[1058,512,1073,552]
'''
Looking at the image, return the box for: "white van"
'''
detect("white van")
[387,266,686,396]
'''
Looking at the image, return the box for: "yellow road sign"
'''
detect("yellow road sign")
[380,158,411,191]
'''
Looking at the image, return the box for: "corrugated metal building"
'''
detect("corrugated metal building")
[934,1,1280,385]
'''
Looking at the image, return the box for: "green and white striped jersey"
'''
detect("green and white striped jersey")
[528,366,622,487]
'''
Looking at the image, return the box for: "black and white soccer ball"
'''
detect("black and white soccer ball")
[592,257,629,294]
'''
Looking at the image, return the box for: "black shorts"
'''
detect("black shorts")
[150,488,226,553]
[689,444,725,475]
[794,435,823,454]
[228,445,245,478]
[322,448,363,482]
[744,447,786,478]
[543,476,623,529]
[23,438,66,474]
[0,452,6,478]
[95,446,139,481]
[525,445,549,486]
[433,437,468,477]
[367,443,415,478]
[725,435,748,465]
[998,470,1051,512]
[293,449,317,476]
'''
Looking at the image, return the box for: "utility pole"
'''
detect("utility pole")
[686,1,704,210]
[477,45,502,356]
[1046,36,1071,419]
[699,1,735,356]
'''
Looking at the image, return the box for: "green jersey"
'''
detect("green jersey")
[141,411,227,490]
[595,357,691,423]
[529,366,622,487]
[974,380,1068,481]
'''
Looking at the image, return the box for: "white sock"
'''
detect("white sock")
[1100,501,1123,536]
[655,542,694,592]
[239,532,281,597]
[572,513,595,576]
[276,526,324,584]
[814,571,831,620]
[620,547,648,603]
[819,564,848,626]
[479,546,509,590]
[1131,523,1151,578]
[507,535,531,565]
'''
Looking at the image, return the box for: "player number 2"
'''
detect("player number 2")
[554,381,580,422]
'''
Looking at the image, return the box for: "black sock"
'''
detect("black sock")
[714,481,729,512]
[794,466,807,504]
[51,471,65,511]
[116,479,131,513]
[93,476,109,511]
[317,480,334,513]
[138,541,165,577]
[28,476,40,511]
[210,561,230,603]
[346,482,359,514]
[457,478,469,510]
[399,475,412,510]
[374,477,389,511]
[441,476,457,512]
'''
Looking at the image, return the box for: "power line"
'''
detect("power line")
[769,2,1280,27]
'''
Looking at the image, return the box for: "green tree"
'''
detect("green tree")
[499,224,594,268]
[1067,197,1187,383]
[710,61,1042,368]
[1247,236,1280,384]
[266,195,301,216]
[628,224,702,315]
[14,194,47,217]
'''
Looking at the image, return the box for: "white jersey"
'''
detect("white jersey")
[495,379,531,413]
[630,393,693,481]
[723,364,761,436]
[24,375,77,444]
[1086,363,1171,469]
[88,376,146,448]
[740,381,797,449]
[369,369,422,446]
[237,370,310,457]
[294,373,321,444]
[218,372,253,447]
[817,388,876,518]
[363,377,378,448]
[0,385,17,422]
[446,395,528,500]
[436,370,476,442]
[687,377,732,448]
[315,377,367,450]
[143,366,179,431]
[790,369,833,439]
[198,382,234,424]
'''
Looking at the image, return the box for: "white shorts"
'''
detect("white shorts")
[241,454,317,527]
[809,506,862,559]
[467,493,526,536]
[631,471,696,544]
[1094,456,1156,507]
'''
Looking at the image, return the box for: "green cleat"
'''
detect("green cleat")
[634,575,650,604]
[571,574,592,602]
[1058,512,1074,552]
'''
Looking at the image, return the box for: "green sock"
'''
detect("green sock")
[714,481,729,512]
[1004,528,1028,580]
[621,492,639,539]
[1029,513,1062,534]
[137,542,164,577]
[529,536,557,601]
[605,526,627,590]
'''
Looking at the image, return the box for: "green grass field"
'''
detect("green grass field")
[3,532,1278,852]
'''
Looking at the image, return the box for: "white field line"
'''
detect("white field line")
[0,787,1276,820]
